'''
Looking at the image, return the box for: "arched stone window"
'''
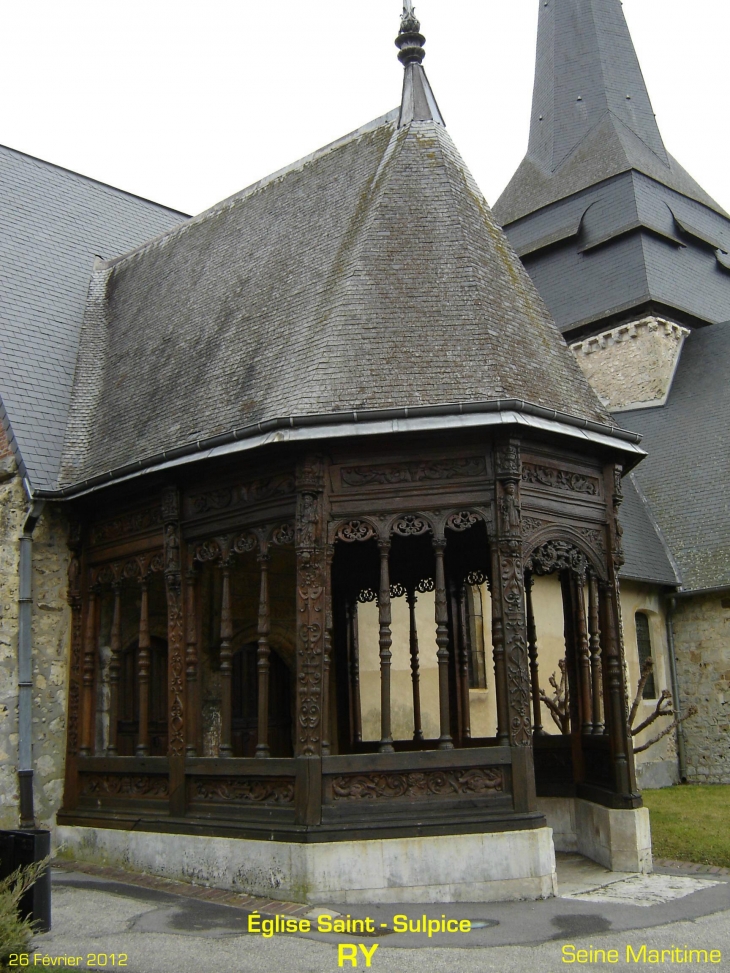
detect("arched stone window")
[635,613,656,699]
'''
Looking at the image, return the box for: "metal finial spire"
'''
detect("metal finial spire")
[395,1,444,128]
[396,3,425,65]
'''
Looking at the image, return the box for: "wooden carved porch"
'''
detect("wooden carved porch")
[59,435,641,842]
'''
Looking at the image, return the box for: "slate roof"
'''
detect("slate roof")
[493,0,730,337]
[0,145,187,490]
[58,109,616,490]
[621,322,730,592]
[619,475,679,588]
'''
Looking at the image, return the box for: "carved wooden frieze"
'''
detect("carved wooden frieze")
[339,456,486,488]
[80,774,169,798]
[185,474,295,518]
[521,463,599,496]
[328,767,504,801]
[94,553,164,586]
[90,506,163,546]
[192,777,295,804]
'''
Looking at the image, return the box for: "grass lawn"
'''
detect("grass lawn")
[643,784,730,868]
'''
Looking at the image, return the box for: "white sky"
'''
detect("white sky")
[1,0,728,217]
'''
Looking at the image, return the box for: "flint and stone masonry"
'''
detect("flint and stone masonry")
[570,317,690,413]
[0,424,70,831]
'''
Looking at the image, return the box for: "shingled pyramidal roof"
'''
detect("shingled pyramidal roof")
[57,5,639,494]
[494,0,730,336]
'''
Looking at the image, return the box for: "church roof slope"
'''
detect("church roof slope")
[0,144,187,490]
[621,321,730,592]
[494,0,727,228]
[59,111,616,491]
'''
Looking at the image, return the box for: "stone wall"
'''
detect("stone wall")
[672,593,730,783]
[570,316,689,412]
[0,430,71,830]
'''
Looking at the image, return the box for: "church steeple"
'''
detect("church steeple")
[494,0,730,338]
[495,0,724,228]
[396,3,445,128]
[529,0,667,171]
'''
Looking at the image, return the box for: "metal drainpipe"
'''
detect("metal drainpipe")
[665,595,687,783]
[18,499,45,828]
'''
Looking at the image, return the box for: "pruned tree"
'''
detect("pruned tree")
[630,658,697,754]
[539,658,570,735]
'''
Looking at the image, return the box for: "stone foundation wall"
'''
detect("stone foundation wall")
[0,437,71,830]
[672,593,730,783]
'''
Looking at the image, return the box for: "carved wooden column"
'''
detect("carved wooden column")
[494,440,531,749]
[600,463,637,797]
[255,541,272,759]
[588,572,604,735]
[322,543,334,757]
[162,488,185,816]
[185,557,199,756]
[135,574,151,756]
[560,572,580,735]
[525,572,544,736]
[433,536,454,750]
[407,589,424,741]
[349,601,363,744]
[488,555,509,745]
[218,551,234,758]
[573,571,593,735]
[79,579,99,758]
[377,540,394,753]
[294,456,328,760]
[457,584,472,740]
[106,577,123,756]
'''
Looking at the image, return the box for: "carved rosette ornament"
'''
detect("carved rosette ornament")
[494,441,531,747]
[336,520,376,543]
[295,456,328,756]
[162,487,185,759]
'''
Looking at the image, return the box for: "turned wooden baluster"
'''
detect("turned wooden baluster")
[255,548,271,758]
[490,549,510,745]
[136,577,151,756]
[185,563,199,756]
[525,572,544,736]
[574,571,593,735]
[588,572,604,735]
[457,584,472,740]
[218,559,233,758]
[350,601,363,744]
[377,541,394,753]
[79,584,99,757]
[407,589,424,741]
[106,581,122,756]
[433,537,454,750]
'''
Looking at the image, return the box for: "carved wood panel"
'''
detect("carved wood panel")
[191,776,295,804]
[325,767,505,802]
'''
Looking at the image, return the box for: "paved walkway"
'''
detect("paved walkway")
[30,855,730,973]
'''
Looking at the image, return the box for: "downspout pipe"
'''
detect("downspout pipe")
[18,499,45,828]
[665,595,687,783]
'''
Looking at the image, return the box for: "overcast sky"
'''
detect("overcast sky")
[1,1,728,217]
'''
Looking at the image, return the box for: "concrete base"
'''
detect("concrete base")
[56,826,558,904]
[537,797,652,874]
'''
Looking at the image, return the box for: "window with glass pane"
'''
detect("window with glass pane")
[635,613,656,698]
